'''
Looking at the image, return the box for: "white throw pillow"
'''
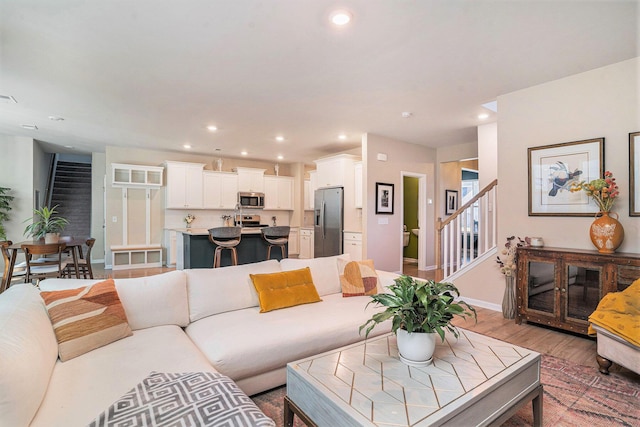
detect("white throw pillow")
[115,271,190,330]
[186,260,282,322]
[0,284,59,427]
[280,254,350,296]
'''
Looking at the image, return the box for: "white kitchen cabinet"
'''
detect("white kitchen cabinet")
[343,232,363,261]
[112,163,164,187]
[303,180,312,211]
[308,171,317,209]
[234,167,265,192]
[165,161,205,209]
[314,154,359,188]
[299,228,314,259]
[354,161,363,208]
[288,227,299,255]
[264,176,294,210]
[203,171,238,209]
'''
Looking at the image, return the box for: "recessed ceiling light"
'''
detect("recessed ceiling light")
[21,124,38,130]
[330,10,352,26]
[338,134,347,140]
[478,113,489,120]
[277,155,284,160]
[48,115,64,121]
[275,136,285,142]
[183,144,191,149]
[207,125,218,132]
[241,150,248,156]
[64,145,74,149]
[401,112,413,118]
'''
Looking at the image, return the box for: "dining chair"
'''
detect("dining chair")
[1,241,27,292]
[208,227,242,268]
[21,242,69,283]
[261,226,290,260]
[63,237,95,279]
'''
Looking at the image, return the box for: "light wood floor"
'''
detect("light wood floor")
[92,263,638,381]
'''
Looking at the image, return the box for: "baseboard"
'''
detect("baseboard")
[403,257,417,264]
[458,296,501,313]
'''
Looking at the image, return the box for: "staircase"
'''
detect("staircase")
[436,180,498,280]
[48,157,92,239]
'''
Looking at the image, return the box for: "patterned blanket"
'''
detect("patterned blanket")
[588,278,640,346]
[89,372,275,427]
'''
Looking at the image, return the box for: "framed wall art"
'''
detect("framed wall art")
[375,182,394,214]
[630,132,640,216]
[528,137,604,216]
[445,190,458,215]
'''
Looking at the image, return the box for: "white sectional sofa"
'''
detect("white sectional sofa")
[0,255,396,426]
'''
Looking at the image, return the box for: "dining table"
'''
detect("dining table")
[2,238,86,291]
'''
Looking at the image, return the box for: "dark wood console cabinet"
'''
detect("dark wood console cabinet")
[515,246,640,335]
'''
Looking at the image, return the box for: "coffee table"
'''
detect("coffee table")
[285,330,542,426]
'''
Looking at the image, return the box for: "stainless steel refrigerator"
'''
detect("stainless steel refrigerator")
[314,187,344,257]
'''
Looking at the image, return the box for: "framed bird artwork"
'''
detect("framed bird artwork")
[528,138,604,216]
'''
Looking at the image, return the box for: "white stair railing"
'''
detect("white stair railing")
[436,180,498,280]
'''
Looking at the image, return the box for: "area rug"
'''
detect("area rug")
[252,355,639,427]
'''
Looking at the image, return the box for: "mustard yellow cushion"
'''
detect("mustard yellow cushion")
[250,267,321,313]
[40,278,133,361]
[338,259,380,297]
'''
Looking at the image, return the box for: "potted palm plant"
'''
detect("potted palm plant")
[0,186,14,241]
[23,205,69,243]
[360,275,477,366]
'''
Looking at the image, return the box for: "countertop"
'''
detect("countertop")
[176,227,264,235]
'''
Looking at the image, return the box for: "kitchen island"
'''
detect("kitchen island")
[176,228,287,269]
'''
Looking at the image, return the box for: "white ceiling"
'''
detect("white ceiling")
[0,1,637,163]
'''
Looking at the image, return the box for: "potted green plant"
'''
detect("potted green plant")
[0,186,14,241]
[360,275,477,366]
[23,205,69,243]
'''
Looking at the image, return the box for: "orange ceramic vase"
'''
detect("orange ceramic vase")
[589,212,624,254]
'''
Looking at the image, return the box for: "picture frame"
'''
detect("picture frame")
[630,132,640,216]
[528,137,604,216]
[445,190,458,215]
[375,182,394,214]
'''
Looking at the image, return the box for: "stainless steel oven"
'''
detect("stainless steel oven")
[238,192,265,209]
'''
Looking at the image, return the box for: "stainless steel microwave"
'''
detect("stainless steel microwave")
[238,192,265,209]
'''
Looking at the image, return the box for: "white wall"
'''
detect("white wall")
[363,133,436,273]
[478,122,498,188]
[0,136,35,269]
[498,57,639,253]
[453,57,640,306]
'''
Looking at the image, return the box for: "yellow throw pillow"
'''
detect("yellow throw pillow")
[250,267,321,313]
[40,278,133,361]
[338,259,380,297]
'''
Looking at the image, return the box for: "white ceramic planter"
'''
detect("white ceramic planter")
[44,233,60,244]
[396,329,437,366]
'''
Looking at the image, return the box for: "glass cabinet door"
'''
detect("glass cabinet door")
[526,260,556,314]
[564,264,602,322]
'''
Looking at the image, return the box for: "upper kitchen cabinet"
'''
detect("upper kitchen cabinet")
[112,163,164,187]
[234,167,266,192]
[314,154,359,188]
[165,161,205,209]
[264,176,294,210]
[307,171,317,210]
[203,171,238,209]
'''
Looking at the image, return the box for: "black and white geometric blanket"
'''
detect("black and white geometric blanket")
[89,372,275,427]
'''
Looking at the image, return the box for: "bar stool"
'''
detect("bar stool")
[261,226,290,260]
[208,227,242,268]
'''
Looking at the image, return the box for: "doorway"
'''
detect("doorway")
[400,171,427,274]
